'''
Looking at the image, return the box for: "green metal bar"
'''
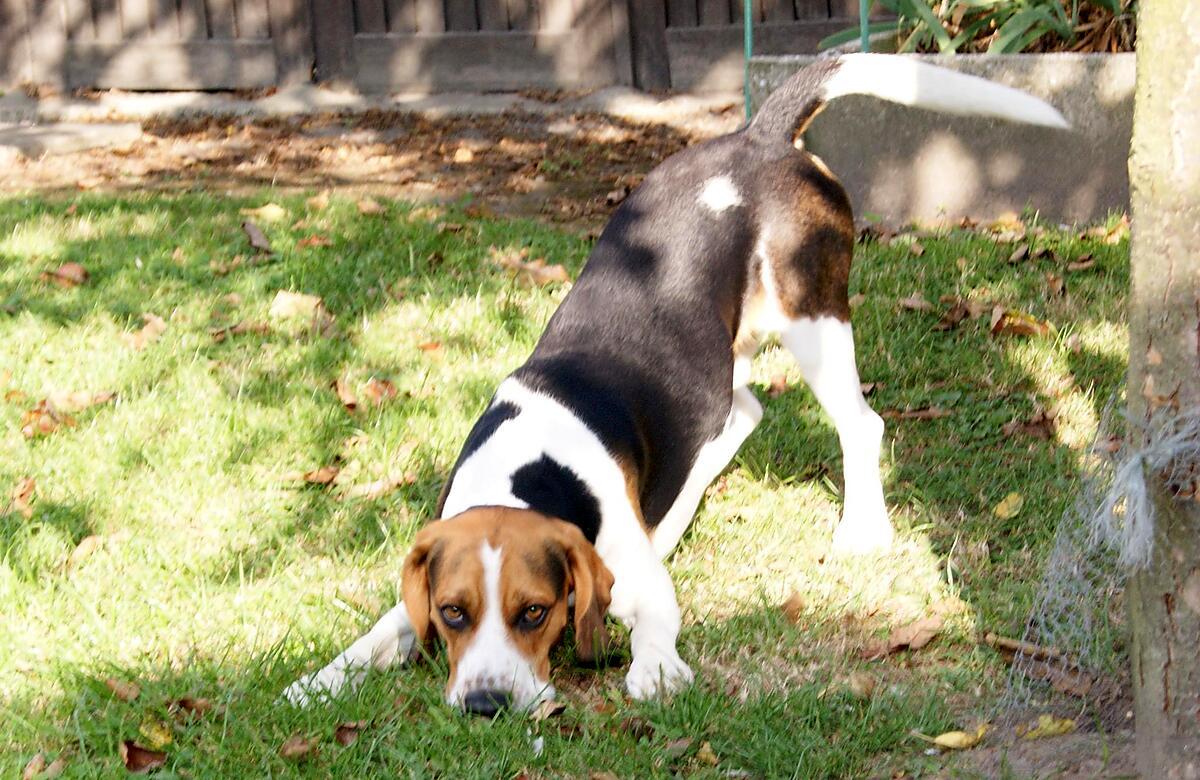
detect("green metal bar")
[743,0,753,120]
[859,0,870,51]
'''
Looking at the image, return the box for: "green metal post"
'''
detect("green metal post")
[743,0,753,120]
[859,0,870,52]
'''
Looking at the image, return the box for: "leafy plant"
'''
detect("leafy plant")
[819,0,1137,54]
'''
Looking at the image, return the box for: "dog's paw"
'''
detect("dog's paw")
[282,666,347,707]
[625,648,693,700]
[830,510,895,556]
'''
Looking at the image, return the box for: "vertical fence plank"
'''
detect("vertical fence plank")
[152,0,179,36]
[236,0,270,36]
[122,0,153,37]
[206,0,236,38]
[628,0,670,89]
[268,0,313,82]
[506,0,532,30]
[477,0,507,30]
[177,0,209,38]
[385,0,416,32]
[61,0,96,40]
[666,0,696,27]
[414,0,445,32]
[93,0,123,41]
[697,0,728,25]
[762,0,791,22]
[354,0,388,32]
[310,0,355,80]
[444,0,477,31]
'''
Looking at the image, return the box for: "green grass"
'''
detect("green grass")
[0,192,1128,778]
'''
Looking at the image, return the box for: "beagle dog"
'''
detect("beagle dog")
[285,55,1067,715]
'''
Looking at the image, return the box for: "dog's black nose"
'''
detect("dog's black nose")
[463,689,511,717]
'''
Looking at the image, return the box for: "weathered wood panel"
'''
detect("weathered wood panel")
[667,19,846,89]
[444,0,477,31]
[386,0,417,32]
[65,39,278,88]
[178,0,211,39]
[355,0,388,33]
[478,0,508,31]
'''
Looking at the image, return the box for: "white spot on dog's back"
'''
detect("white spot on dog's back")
[698,175,742,213]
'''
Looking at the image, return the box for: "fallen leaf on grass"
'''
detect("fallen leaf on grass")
[862,615,944,660]
[333,378,358,411]
[696,741,719,766]
[297,234,333,248]
[357,197,386,216]
[605,186,629,206]
[67,535,104,570]
[489,246,570,287]
[452,147,474,163]
[1007,244,1030,264]
[530,699,566,722]
[860,381,878,396]
[169,697,214,719]
[46,390,115,412]
[993,492,1024,519]
[279,734,316,761]
[20,400,76,439]
[239,203,287,222]
[767,374,788,398]
[335,721,368,747]
[880,406,950,421]
[22,752,45,779]
[362,378,399,406]
[121,313,167,351]
[41,756,66,778]
[1045,273,1066,297]
[268,291,333,334]
[210,321,270,343]
[848,293,867,308]
[619,716,654,740]
[899,293,933,312]
[664,737,693,758]
[341,471,418,501]
[301,465,340,485]
[780,591,806,623]
[989,306,1051,338]
[209,255,244,276]
[9,477,35,518]
[40,262,89,288]
[306,191,330,211]
[1002,408,1056,440]
[138,718,174,749]
[1019,714,1076,740]
[120,741,166,773]
[104,677,141,702]
[913,723,988,750]
[417,341,443,356]
[933,300,971,332]
[1066,254,1095,272]
[241,220,273,254]
[847,671,877,700]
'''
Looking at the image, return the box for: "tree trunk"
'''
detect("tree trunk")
[1127,1,1200,777]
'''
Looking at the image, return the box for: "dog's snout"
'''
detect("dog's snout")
[462,688,511,717]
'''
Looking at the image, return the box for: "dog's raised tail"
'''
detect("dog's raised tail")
[747,53,1070,144]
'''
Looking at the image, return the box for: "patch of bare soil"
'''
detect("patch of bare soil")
[0,110,704,234]
[953,728,1137,779]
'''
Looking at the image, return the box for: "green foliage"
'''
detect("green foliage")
[820,0,1137,54]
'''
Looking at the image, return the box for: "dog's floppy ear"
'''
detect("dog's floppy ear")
[401,524,442,645]
[552,521,615,664]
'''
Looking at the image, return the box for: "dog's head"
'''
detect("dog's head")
[401,507,614,715]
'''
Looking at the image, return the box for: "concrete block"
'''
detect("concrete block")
[748,53,1134,224]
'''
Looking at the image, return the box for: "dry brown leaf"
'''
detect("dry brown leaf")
[859,381,878,396]
[302,465,340,485]
[880,406,950,421]
[1002,408,1056,440]
[417,341,443,355]
[209,256,243,276]
[41,262,89,288]
[436,221,465,234]
[239,203,287,222]
[696,741,719,766]
[297,234,333,249]
[1066,253,1095,272]
[489,246,569,287]
[362,378,399,406]
[908,241,926,257]
[241,220,273,253]
[664,737,693,758]
[210,321,270,343]
[22,752,45,780]
[67,535,103,570]
[335,720,368,747]
[1102,216,1129,245]
[105,676,140,702]
[279,734,316,761]
[357,197,386,216]
[1046,273,1066,297]
[899,293,933,312]
[933,300,971,332]
[306,191,330,211]
[767,374,788,398]
[10,476,35,519]
[1007,244,1030,264]
[5,388,27,403]
[169,697,214,719]
[333,378,358,412]
[888,615,943,652]
[122,313,167,351]
[452,147,474,163]
[780,591,806,623]
[847,671,877,699]
[530,699,566,722]
[989,307,1051,338]
[20,400,76,439]
[41,756,66,778]
[46,390,115,413]
[268,290,324,322]
[848,292,867,308]
[120,741,166,774]
[993,492,1025,519]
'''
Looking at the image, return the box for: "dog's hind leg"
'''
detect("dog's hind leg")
[781,316,893,554]
[282,602,416,706]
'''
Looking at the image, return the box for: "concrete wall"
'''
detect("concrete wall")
[748,54,1134,224]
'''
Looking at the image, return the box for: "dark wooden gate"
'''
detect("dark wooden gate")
[311,0,629,92]
[1,0,311,89]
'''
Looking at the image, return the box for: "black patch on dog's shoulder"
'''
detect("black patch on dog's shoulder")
[510,455,602,543]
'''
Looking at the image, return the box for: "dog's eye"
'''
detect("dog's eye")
[518,604,547,629]
[439,605,467,628]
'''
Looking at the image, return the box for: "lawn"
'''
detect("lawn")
[0,191,1128,778]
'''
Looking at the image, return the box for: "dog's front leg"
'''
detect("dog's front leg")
[607,549,694,699]
[283,602,416,706]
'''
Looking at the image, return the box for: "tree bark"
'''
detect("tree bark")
[1127,1,1200,777]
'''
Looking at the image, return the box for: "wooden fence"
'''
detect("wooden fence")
[0,0,856,92]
